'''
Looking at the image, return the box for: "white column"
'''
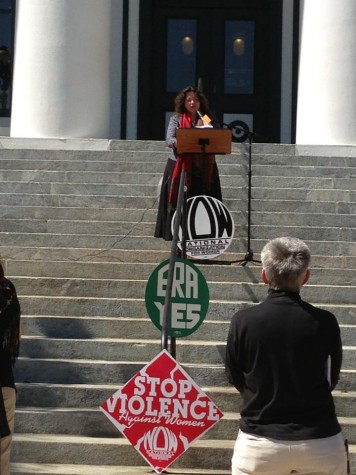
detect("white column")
[296,0,356,145]
[11,0,111,138]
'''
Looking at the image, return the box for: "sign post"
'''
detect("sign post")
[161,156,187,355]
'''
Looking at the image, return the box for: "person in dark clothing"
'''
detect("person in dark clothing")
[0,263,21,475]
[225,236,347,475]
[154,85,222,241]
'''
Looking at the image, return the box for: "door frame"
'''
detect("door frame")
[138,0,283,142]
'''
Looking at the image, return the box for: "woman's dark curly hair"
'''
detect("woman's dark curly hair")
[174,86,210,115]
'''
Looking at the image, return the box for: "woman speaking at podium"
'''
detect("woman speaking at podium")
[154,86,222,241]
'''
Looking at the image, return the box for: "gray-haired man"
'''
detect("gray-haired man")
[226,237,347,475]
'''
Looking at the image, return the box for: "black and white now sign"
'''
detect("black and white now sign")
[172,196,235,259]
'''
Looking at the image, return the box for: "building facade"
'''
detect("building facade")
[1,0,356,145]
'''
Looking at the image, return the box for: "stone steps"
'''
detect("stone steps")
[19,313,356,337]
[0,163,355,181]
[15,383,356,417]
[12,383,356,472]
[0,187,355,206]
[0,172,355,188]
[0,206,355,229]
[1,219,356,241]
[18,333,356,362]
[11,463,231,475]
[7,260,356,284]
[0,161,355,180]
[1,141,356,158]
[1,136,356,155]
[0,138,353,473]
[13,407,356,442]
[11,435,234,471]
[1,245,356,268]
[17,297,356,322]
[11,276,356,305]
[0,234,355,258]
[15,358,356,392]
[0,194,355,216]
[0,219,356,244]
[10,434,356,472]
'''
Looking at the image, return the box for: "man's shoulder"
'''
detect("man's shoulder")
[299,296,335,315]
[300,299,339,324]
[232,296,338,321]
[231,301,266,322]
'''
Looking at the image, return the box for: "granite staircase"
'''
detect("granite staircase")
[0,137,354,474]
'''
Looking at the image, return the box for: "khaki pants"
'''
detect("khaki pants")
[0,387,16,475]
[232,430,347,475]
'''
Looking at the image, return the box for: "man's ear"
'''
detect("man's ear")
[301,270,310,286]
[261,269,269,285]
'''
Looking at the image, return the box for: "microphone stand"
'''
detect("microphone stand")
[230,131,261,266]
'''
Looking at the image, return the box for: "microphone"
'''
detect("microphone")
[196,110,204,121]
[196,110,212,127]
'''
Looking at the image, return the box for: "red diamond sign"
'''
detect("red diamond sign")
[100,350,223,474]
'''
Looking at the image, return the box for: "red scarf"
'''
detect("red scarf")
[168,113,215,208]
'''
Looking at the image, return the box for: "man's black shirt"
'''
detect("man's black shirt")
[225,289,342,440]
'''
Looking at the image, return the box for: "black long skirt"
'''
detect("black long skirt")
[154,158,222,241]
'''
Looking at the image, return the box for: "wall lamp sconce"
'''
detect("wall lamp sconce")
[182,36,194,55]
[233,37,245,56]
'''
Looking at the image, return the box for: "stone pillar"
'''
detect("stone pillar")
[11,0,111,138]
[296,0,356,145]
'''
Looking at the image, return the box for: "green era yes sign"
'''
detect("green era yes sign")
[145,258,209,338]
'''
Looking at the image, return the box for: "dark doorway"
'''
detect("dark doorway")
[138,0,282,142]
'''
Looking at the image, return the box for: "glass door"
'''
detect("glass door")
[138,1,282,142]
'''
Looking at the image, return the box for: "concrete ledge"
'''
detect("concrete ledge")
[11,434,234,469]
[296,144,356,157]
[11,463,230,474]
[1,136,356,159]
[0,137,111,151]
